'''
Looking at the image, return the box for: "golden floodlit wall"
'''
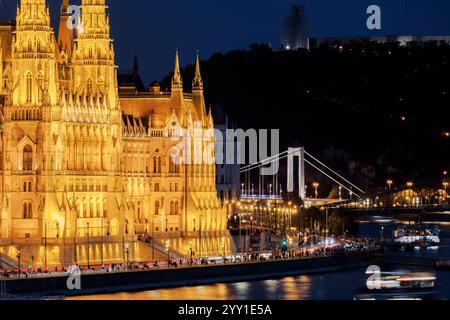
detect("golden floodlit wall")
[0,0,226,245]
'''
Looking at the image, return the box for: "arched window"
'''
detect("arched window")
[175,201,180,215]
[103,199,107,218]
[83,199,88,218]
[170,201,175,215]
[153,156,162,174]
[23,201,33,219]
[26,72,32,103]
[96,198,101,218]
[89,199,94,217]
[169,156,180,174]
[97,77,104,93]
[137,201,142,222]
[88,46,93,59]
[23,145,33,171]
[28,39,32,52]
[153,156,157,173]
[87,79,93,96]
[76,199,81,218]
[37,72,44,103]
[36,38,41,52]
[155,200,160,215]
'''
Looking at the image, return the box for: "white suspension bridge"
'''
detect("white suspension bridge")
[239,147,366,207]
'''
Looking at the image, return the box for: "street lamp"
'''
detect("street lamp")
[165,240,170,268]
[387,179,393,191]
[152,216,155,261]
[221,237,226,263]
[16,246,21,279]
[406,181,414,206]
[313,182,319,199]
[443,182,449,205]
[144,219,148,237]
[189,240,193,266]
[125,241,129,267]
[86,222,90,270]
[44,218,48,269]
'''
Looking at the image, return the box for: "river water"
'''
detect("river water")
[69,220,450,300]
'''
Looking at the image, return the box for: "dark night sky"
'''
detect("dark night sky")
[2,0,450,83]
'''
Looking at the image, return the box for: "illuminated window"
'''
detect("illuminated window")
[26,72,32,103]
[37,72,44,103]
[98,78,104,93]
[153,155,162,173]
[83,199,87,218]
[23,181,32,192]
[23,145,33,171]
[169,155,180,174]
[87,79,93,95]
[90,199,94,218]
[155,201,160,215]
[137,201,142,222]
[103,199,107,218]
[23,201,33,219]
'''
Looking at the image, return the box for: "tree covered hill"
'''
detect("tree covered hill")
[161,42,449,191]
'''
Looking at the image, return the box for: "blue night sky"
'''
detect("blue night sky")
[1,0,450,83]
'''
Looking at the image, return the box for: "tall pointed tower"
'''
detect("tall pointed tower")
[2,0,60,240]
[10,0,57,108]
[68,0,128,239]
[192,52,207,126]
[72,0,117,106]
[57,0,74,60]
[171,49,184,112]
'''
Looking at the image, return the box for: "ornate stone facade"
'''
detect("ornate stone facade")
[0,0,226,244]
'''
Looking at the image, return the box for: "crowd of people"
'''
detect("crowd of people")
[0,237,380,280]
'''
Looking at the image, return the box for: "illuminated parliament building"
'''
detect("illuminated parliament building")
[0,0,226,245]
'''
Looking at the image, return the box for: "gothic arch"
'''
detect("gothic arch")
[22,200,33,219]
[25,71,32,103]
[16,136,36,171]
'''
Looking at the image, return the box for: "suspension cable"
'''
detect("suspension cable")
[305,151,365,194]
[304,159,363,199]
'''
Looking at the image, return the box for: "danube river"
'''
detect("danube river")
[69,220,450,300]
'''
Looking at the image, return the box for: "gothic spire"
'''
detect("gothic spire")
[61,0,70,11]
[133,54,139,75]
[192,51,203,91]
[171,49,183,90]
[58,0,74,57]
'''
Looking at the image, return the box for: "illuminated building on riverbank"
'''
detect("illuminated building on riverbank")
[0,0,226,245]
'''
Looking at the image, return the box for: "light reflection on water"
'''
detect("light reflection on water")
[69,271,362,301]
[69,221,450,300]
